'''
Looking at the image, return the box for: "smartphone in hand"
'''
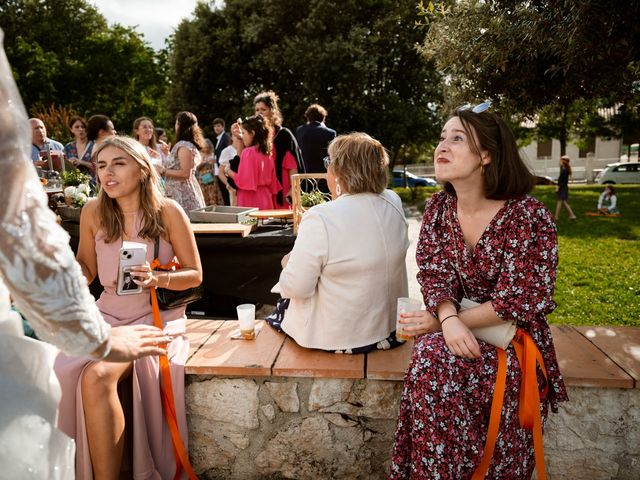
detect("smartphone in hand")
[116,241,147,295]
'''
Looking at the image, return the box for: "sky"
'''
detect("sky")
[90,0,200,50]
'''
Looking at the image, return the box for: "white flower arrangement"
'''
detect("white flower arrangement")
[63,184,91,207]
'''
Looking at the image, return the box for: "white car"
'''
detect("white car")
[595,162,640,184]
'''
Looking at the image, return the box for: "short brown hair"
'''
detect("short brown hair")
[213,118,225,127]
[327,132,389,194]
[304,104,327,123]
[68,115,87,130]
[444,108,534,200]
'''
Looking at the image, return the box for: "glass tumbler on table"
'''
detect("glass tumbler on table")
[236,303,256,340]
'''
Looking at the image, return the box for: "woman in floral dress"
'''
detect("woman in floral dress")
[389,105,568,479]
[159,111,206,212]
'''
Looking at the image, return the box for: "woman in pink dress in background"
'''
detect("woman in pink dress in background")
[54,136,202,479]
[226,114,280,210]
[254,90,303,208]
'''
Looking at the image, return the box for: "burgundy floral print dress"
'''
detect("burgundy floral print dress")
[389,191,568,479]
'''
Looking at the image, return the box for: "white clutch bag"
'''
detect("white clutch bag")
[459,298,516,350]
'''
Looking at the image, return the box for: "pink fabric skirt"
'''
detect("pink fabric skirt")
[54,292,189,480]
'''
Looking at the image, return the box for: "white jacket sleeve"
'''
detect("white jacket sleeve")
[597,192,605,209]
[608,194,617,211]
[278,210,328,299]
[0,33,109,356]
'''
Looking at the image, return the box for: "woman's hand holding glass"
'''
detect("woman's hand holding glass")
[397,310,440,337]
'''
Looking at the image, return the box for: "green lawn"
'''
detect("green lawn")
[395,185,640,327]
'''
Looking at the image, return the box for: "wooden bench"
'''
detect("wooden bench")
[185,321,639,388]
[184,321,640,479]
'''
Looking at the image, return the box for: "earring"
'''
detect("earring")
[336,183,342,196]
[480,164,486,175]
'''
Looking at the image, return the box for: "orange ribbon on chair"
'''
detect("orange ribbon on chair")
[472,328,548,480]
[150,258,198,480]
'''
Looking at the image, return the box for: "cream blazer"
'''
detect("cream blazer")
[279,190,409,350]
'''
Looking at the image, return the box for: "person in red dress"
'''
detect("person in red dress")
[227,115,281,210]
[254,90,303,208]
[389,104,568,479]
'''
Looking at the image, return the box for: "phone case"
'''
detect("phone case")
[116,241,148,295]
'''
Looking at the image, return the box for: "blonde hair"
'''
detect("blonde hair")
[93,136,166,243]
[327,132,389,194]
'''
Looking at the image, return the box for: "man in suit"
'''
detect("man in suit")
[213,118,230,162]
[213,118,231,204]
[295,104,336,174]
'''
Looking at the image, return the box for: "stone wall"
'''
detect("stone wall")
[186,377,639,479]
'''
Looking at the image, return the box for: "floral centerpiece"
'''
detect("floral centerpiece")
[60,170,92,207]
[57,170,93,221]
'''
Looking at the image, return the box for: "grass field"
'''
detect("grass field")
[395,185,640,327]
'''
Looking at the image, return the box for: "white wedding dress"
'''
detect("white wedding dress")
[0,30,110,479]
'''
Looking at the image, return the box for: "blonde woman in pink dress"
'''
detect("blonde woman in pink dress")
[0,33,171,478]
[54,136,203,479]
[226,114,281,210]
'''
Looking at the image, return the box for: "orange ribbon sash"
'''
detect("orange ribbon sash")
[150,258,198,480]
[471,328,547,480]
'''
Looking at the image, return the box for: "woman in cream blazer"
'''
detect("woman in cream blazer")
[268,132,409,352]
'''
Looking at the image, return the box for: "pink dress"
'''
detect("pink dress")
[54,217,189,480]
[235,145,281,210]
[274,151,298,209]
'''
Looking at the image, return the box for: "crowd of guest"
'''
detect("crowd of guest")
[20,79,567,480]
[30,90,337,214]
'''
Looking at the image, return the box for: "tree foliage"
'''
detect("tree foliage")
[0,0,167,141]
[167,0,443,164]
[419,0,640,153]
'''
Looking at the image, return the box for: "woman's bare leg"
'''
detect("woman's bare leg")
[81,361,133,480]
[564,201,577,219]
[554,201,562,220]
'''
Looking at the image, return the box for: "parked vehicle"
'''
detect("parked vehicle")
[392,169,437,187]
[595,162,640,184]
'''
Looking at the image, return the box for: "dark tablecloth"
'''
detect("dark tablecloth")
[62,222,295,318]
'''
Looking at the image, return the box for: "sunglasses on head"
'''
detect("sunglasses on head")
[458,100,492,114]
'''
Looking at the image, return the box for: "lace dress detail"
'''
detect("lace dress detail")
[0,29,109,479]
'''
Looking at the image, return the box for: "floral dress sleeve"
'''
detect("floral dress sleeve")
[416,192,461,316]
[490,198,558,325]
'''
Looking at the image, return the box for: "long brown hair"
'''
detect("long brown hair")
[444,108,534,200]
[241,115,272,156]
[560,155,572,176]
[175,111,204,150]
[132,116,157,150]
[93,136,166,243]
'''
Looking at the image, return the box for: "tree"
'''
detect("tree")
[167,0,443,164]
[0,0,167,140]
[419,0,640,154]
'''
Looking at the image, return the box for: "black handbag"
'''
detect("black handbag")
[153,237,203,310]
